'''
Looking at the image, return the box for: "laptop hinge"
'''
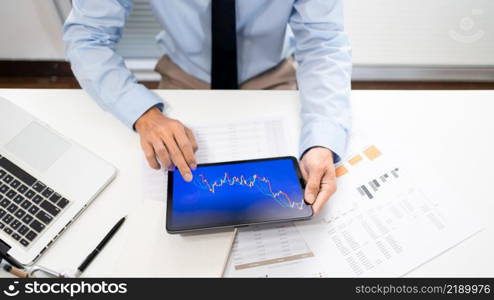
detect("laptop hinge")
[0,239,23,268]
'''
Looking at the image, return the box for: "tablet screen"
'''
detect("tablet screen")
[167,157,313,232]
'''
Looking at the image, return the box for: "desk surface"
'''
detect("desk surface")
[0,89,492,277]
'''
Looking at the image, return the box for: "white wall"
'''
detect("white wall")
[0,0,493,70]
[0,0,65,60]
[346,0,494,66]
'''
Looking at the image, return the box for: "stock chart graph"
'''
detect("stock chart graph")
[170,158,311,229]
[193,172,304,210]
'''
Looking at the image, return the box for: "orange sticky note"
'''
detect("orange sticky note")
[335,165,349,177]
[348,154,363,166]
[363,145,382,160]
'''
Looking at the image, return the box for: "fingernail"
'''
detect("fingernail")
[184,173,193,182]
[191,163,197,170]
[306,194,315,203]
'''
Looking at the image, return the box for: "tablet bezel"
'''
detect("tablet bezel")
[166,156,313,234]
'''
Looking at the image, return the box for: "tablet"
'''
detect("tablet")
[166,157,313,233]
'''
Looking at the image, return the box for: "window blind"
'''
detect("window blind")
[115,0,162,59]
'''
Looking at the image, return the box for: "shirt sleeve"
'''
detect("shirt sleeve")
[289,0,352,163]
[63,0,164,129]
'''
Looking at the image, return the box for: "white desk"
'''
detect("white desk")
[0,89,493,277]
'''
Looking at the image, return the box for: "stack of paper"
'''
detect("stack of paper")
[113,117,290,276]
[225,132,483,277]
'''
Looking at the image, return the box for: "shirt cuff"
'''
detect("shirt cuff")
[299,120,349,164]
[109,84,164,129]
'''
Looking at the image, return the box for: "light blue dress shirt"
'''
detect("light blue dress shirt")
[63,0,352,161]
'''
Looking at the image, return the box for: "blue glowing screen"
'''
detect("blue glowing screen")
[168,158,312,231]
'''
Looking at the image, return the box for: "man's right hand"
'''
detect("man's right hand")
[135,107,198,182]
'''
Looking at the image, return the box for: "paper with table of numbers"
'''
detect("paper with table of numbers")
[225,133,483,277]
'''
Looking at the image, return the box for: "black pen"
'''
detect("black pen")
[75,216,126,277]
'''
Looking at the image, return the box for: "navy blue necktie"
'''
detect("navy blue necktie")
[211,0,239,89]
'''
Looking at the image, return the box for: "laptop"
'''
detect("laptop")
[0,97,116,267]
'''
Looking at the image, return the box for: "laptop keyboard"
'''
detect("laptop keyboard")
[0,155,71,248]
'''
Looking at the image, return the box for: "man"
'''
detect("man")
[63,0,352,213]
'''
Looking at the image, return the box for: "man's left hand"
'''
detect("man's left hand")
[300,147,337,214]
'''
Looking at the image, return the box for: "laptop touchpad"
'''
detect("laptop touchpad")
[5,122,71,172]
